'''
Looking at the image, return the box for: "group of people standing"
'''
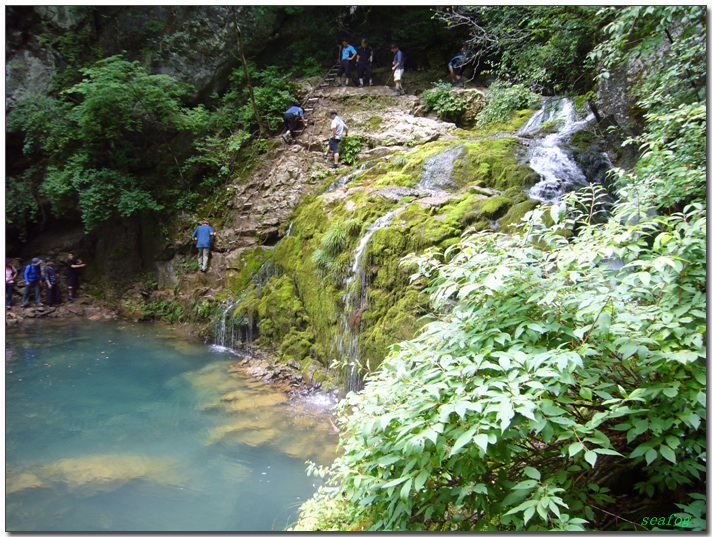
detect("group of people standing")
[6,254,85,309]
[335,38,405,96]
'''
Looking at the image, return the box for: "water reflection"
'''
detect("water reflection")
[6,320,338,531]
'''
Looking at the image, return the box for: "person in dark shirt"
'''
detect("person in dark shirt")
[43,258,61,306]
[65,253,86,302]
[356,39,374,87]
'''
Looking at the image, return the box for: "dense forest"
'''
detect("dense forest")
[6,5,706,532]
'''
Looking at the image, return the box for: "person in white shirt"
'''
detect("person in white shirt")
[326,110,348,168]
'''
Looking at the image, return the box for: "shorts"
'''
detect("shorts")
[393,68,403,82]
[329,137,341,154]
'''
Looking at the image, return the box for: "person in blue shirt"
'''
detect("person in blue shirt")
[336,38,357,87]
[192,221,216,272]
[391,43,404,95]
[22,257,42,307]
[282,105,307,143]
[448,54,465,87]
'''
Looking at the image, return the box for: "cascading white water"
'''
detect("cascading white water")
[519,98,596,203]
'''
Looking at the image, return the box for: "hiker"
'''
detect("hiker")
[356,39,374,87]
[6,258,17,309]
[65,253,86,302]
[391,43,404,95]
[326,110,348,168]
[282,105,307,143]
[43,258,61,306]
[22,257,43,307]
[448,54,465,86]
[336,38,357,86]
[192,220,216,272]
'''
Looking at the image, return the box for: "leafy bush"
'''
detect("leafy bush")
[477,80,540,126]
[421,83,469,122]
[339,135,362,166]
[296,190,706,531]
[294,8,706,531]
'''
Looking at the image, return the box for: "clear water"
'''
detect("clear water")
[5,320,338,531]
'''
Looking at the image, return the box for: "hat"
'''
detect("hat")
[31,257,41,266]
[203,220,210,225]
[45,257,51,262]
[329,110,337,116]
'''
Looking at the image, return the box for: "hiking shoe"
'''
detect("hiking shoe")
[369,80,374,86]
[331,163,339,168]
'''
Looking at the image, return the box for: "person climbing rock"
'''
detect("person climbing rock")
[282,105,307,143]
[43,258,61,306]
[192,220,216,272]
[356,39,374,87]
[325,110,348,168]
[6,258,17,309]
[336,38,357,86]
[391,43,404,95]
[64,253,86,302]
[22,257,43,307]
[448,54,465,86]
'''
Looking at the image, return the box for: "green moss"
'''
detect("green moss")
[497,199,541,232]
[459,139,539,192]
[225,247,273,293]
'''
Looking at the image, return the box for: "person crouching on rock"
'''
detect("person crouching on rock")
[192,220,215,272]
[282,105,307,143]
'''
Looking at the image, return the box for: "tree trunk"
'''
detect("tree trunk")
[231,7,267,138]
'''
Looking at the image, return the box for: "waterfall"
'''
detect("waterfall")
[336,147,463,393]
[213,300,240,350]
[519,98,597,203]
[338,207,407,393]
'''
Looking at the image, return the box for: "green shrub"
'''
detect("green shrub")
[422,82,469,122]
[339,135,363,166]
[321,223,347,256]
[477,80,540,126]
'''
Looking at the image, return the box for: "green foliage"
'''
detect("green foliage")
[5,171,39,241]
[421,83,468,122]
[8,55,211,233]
[296,191,706,531]
[147,300,185,323]
[190,299,216,320]
[339,135,363,166]
[590,5,706,211]
[225,65,299,133]
[294,7,706,531]
[477,80,540,127]
[435,6,601,94]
